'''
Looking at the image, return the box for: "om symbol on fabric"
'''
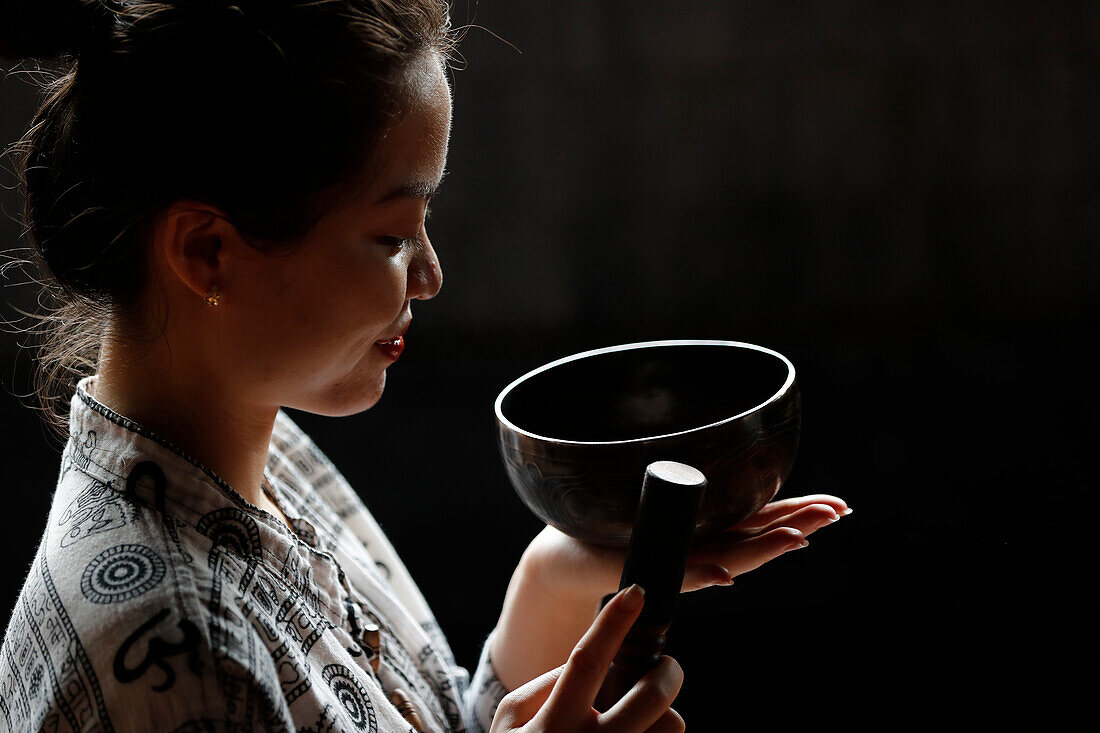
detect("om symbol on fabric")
[112,608,203,692]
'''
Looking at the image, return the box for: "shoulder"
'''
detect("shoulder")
[0,474,289,732]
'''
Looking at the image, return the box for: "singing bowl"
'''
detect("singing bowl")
[494,340,801,547]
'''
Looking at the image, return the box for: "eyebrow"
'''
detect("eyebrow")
[377,171,447,204]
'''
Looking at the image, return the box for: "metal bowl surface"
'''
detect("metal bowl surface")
[495,340,801,547]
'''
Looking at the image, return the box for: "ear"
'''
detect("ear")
[155,202,239,302]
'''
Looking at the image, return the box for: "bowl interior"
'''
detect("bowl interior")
[499,342,791,443]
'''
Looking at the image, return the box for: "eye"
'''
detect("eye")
[382,236,412,251]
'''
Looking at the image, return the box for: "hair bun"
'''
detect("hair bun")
[0,0,111,62]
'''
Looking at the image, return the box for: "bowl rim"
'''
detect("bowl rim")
[494,339,796,446]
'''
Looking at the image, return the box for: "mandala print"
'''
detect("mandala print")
[80,543,166,604]
[322,664,377,732]
[196,507,263,560]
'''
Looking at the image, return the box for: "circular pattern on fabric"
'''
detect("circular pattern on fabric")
[322,664,377,732]
[80,543,166,604]
[196,507,262,560]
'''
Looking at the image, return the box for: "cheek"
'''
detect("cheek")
[297,255,407,344]
[348,255,408,322]
[227,244,409,376]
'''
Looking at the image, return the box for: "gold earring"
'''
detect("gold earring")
[204,284,221,307]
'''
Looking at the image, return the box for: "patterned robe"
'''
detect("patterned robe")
[0,376,508,732]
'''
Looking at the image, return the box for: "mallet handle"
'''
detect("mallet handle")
[594,461,706,712]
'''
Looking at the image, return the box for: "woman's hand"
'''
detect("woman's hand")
[524,494,851,605]
[491,585,685,733]
[489,494,850,691]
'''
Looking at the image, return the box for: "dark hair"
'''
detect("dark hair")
[0,0,455,437]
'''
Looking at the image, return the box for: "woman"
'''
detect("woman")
[0,1,848,731]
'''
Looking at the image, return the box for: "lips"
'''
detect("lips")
[374,320,410,361]
[374,336,404,361]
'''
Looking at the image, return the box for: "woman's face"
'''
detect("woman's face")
[220,52,450,417]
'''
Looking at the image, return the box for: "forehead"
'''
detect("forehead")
[403,51,452,118]
[315,53,451,222]
[366,55,452,197]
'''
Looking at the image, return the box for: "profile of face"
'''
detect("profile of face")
[157,51,451,418]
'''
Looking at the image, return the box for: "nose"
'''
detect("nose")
[408,227,442,301]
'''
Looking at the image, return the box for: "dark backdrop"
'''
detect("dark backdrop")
[3,1,1097,723]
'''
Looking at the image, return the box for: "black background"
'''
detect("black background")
[2,1,1097,724]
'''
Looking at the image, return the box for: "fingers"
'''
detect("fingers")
[491,664,566,729]
[734,495,849,530]
[679,498,851,592]
[695,526,810,579]
[697,501,844,552]
[599,656,684,732]
[538,584,646,725]
[690,502,839,573]
[681,561,734,591]
[645,708,686,733]
[752,503,842,538]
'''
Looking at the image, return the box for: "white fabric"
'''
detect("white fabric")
[0,376,507,732]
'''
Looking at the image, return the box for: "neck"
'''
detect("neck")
[93,332,279,517]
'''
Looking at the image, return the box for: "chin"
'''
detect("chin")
[293,370,387,418]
